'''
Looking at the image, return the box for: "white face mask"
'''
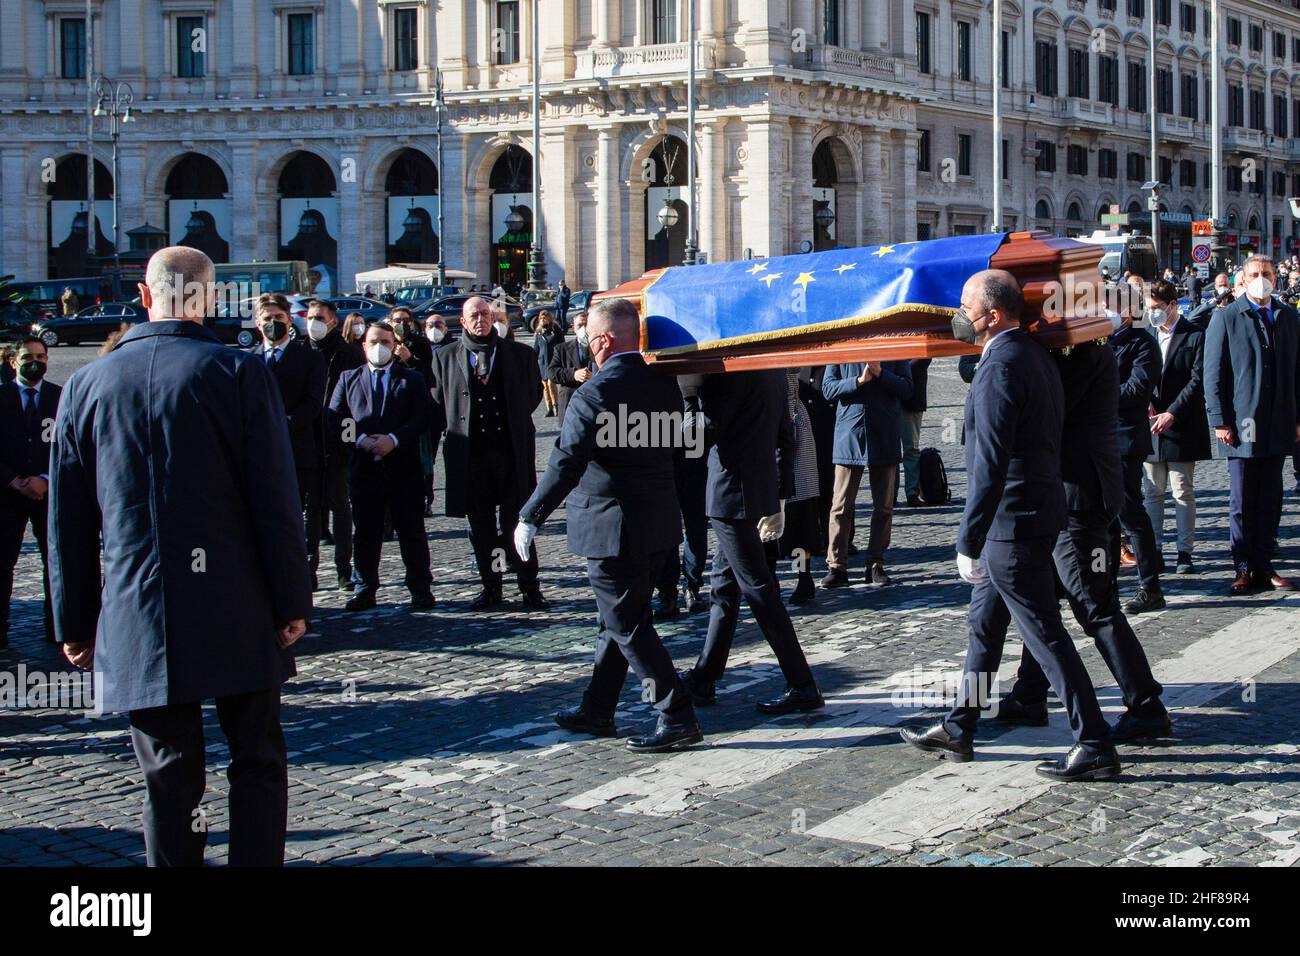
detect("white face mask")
[307,319,330,341]
[1247,276,1274,302]
[494,321,509,338]
[428,326,445,343]
[1105,310,1124,333]
[576,329,589,347]
[366,343,393,368]
[353,322,366,338]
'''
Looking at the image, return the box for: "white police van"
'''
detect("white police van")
[1075,231,1159,282]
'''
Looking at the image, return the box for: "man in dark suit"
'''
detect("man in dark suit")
[1111,280,1165,613]
[304,297,365,589]
[1204,255,1300,593]
[656,374,710,615]
[0,337,60,648]
[549,311,596,425]
[821,359,913,587]
[431,296,546,609]
[517,298,702,752]
[328,321,435,611]
[50,246,311,865]
[995,339,1171,742]
[1144,279,1210,576]
[679,370,822,715]
[901,269,1119,781]
[389,306,433,383]
[252,295,326,591]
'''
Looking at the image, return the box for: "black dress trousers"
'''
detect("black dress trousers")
[127,687,288,867]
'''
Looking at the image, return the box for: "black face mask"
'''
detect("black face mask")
[262,320,288,342]
[18,361,46,383]
[951,309,979,346]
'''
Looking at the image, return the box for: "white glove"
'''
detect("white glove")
[513,521,537,561]
[957,552,988,585]
[757,503,786,543]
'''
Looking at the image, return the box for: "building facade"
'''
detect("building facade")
[2,0,1299,291]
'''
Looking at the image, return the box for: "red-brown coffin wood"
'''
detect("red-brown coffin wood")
[590,231,1111,373]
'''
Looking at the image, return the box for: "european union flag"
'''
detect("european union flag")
[643,233,1009,353]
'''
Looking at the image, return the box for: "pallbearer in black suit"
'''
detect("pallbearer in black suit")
[0,337,60,648]
[995,338,1171,742]
[679,369,822,715]
[50,246,311,866]
[251,295,327,591]
[430,297,547,610]
[901,269,1120,781]
[517,299,702,752]
[328,322,435,611]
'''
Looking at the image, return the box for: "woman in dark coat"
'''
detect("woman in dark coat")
[533,310,565,417]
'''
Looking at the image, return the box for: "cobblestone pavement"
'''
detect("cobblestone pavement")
[1,347,1298,867]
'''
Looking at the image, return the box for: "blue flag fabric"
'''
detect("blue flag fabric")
[643,233,1009,353]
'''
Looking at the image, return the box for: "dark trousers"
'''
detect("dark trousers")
[466,453,539,595]
[351,465,432,594]
[945,536,1112,755]
[657,454,709,596]
[585,549,695,725]
[693,516,815,688]
[1229,455,1285,576]
[1010,512,1166,717]
[0,496,51,640]
[307,459,352,578]
[127,687,287,867]
[1119,454,1162,590]
[296,466,321,579]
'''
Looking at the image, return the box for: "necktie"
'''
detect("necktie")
[22,387,38,430]
[372,369,385,417]
[266,348,279,366]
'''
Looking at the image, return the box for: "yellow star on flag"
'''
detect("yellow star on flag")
[760,272,784,287]
[873,245,895,257]
[833,262,857,275]
[792,272,816,289]
[748,262,768,275]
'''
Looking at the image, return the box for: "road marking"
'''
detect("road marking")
[561,645,1037,816]
[807,607,1300,849]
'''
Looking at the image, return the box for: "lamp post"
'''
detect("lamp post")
[1148,0,1160,263]
[93,76,134,277]
[433,68,446,293]
[992,0,1002,231]
[683,0,698,265]
[85,0,95,266]
[526,0,546,291]
[1210,0,1225,272]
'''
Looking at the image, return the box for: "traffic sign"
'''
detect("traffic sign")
[1192,220,1213,237]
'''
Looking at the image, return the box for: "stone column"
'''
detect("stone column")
[893,129,919,243]
[698,117,722,263]
[738,119,785,257]
[596,125,623,287]
[860,128,883,245]
[539,125,571,283]
[336,138,366,295]
[791,117,814,253]
[230,140,261,262]
[0,144,31,278]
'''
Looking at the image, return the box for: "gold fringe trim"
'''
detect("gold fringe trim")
[646,302,959,355]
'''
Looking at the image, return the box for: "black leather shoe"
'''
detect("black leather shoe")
[470,589,504,610]
[906,494,923,507]
[820,568,850,588]
[520,590,550,610]
[756,683,824,715]
[1254,573,1298,591]
[900,721,974,762]
[679,669,716,706]
[409,590,437,610]
[1034,744,1121,781]
[685,588,708,613]
[653,593,680,620]
[1111,709,1172,743]
[989,697,1049,726]
[554,707,616,738]
[868,562,891,586]
[1125,587,1166,614]
[1175,552,1196,575]
[345,590,377,612]
[337,574,353,591]
[626,719,704,753]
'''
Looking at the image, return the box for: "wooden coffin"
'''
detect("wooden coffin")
[591,231,1112,373]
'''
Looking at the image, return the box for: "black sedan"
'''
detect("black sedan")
[33,302,148,346]
[312,296,393,324]
[410,294,525,335]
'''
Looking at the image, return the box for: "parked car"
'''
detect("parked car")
[33,302,148,346]
[6,276,124,320]
[410,294,525,335]
[0,302,42,342]
[307,296,393,328]
[523,289,592,332]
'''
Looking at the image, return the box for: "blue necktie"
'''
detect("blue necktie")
[372,370,385,417]
[22,387,37,429]
[265,348,278,366]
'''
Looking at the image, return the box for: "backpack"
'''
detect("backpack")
[918,447,951,505]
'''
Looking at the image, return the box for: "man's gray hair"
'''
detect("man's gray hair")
[1243,254,1275,272]
[968,269,1025,323]
[587,297,641,343]
[144,245,215,295]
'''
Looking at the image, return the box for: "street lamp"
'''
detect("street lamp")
[433,69,446,293]
[656,198,680,231]
[93,76,134,278]
[526,0,547,291]
[683,0,698,266]
[814,203,836,232]
[505,208,527,235]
